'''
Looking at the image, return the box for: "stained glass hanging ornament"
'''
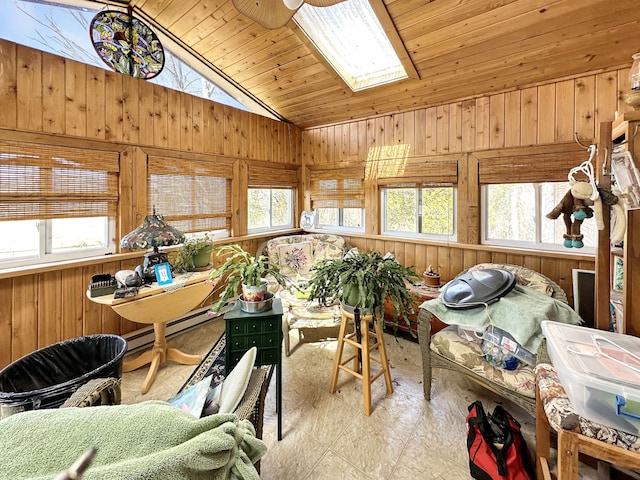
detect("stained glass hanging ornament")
[89,9,164,79]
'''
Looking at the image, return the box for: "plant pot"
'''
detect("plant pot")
[238,291,274,313]
[242,279,269,302]
[423,273,441,287]
[192,249,213,269]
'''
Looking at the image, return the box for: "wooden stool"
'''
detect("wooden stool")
[329,306,393,416]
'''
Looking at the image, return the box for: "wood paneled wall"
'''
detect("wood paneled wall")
[0,40,301,369]
[302,68,630,163]
[299,70,625,306]
[0,40,301,165]
[0,40,616,369]
[0,235,285,370]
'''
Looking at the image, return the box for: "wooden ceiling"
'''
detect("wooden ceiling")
[93,0,640,128]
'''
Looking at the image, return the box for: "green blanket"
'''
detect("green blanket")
[422,285,582,353]
[0,401,267,480]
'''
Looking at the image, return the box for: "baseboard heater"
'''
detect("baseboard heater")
[122,306,221,353]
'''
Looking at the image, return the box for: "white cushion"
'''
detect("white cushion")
[314,240,343,262]
[218,347,257,413]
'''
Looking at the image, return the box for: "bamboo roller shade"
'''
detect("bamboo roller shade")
[478,150,588,184]
[248,165,298,188]
[148,156,233,234]
[0,140,119,220]
[309,166,365,209]
[376,160,457,186]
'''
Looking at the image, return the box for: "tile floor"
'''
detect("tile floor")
[119,318,591,480]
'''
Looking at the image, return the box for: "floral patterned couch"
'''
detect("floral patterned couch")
[257,234,351,356]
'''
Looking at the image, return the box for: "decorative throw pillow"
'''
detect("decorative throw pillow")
[266,235,314,267]
[277,241,313,277]
[314,241,343,262]
[218,347,257,414]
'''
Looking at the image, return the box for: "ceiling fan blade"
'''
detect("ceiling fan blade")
[232,0,298,29]
[305,0,346,6]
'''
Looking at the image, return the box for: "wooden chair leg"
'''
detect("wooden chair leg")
[329,312,350,393]
[557,429,581,479]
[361,315,372,416]
[375,319,393,395]
[536,383,552,480]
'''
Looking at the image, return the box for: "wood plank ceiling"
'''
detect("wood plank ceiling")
[89,0,640,128]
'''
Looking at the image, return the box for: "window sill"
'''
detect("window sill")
[0,230,305,280]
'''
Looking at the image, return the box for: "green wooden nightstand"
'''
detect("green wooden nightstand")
[224,298,283,440]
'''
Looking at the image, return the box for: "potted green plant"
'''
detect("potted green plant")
[209,244,290,313]
[306,250,420,329]
[172,235,214,273]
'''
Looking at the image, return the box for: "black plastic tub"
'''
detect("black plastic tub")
[0,334,127,418]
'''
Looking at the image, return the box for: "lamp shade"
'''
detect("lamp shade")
[120,209,185,250]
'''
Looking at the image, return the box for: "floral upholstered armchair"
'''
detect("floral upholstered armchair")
[257,234,351,356]
[259,234,348,281]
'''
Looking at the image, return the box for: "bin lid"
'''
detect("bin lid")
[542,321,640,389]
[440,268,516,309]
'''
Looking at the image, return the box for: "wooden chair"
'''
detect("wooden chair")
[536,363,640,479]
[418,263,568,418]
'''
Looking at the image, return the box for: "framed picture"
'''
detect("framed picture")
[154,262,173,286]
[300,210,315,230]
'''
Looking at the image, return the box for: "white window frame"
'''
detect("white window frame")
[0,217,116,269]
[247,188,294,233]
[381,187,457,241]
[481,182,596,254]
[314,207,365,233]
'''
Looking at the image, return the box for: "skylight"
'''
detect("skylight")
[294,0,408,91]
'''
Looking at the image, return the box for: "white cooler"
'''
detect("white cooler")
[541,321,640,435]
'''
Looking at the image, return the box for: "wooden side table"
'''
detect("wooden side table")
[87,270,212,394]
[224,298,283,440]
[384,281,442,336]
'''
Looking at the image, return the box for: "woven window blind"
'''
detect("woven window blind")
[148,156,233,234]
[0,140,119,220]
[248,165,298,188]
[478,150,586,184]
[377,160,457,187]
[309,167,364,209]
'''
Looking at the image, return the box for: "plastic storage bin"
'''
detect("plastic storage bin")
[0,334,127,419]
[542,321,640,435]
[482,326,536,366]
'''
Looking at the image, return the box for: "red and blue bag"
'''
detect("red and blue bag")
[466,400,535,480]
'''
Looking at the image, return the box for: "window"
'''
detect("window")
[382,187,456,240]
[294,0,407,91]
[309,166,365,232]
[248,188,293,231]
[482,182,596,251]
[1,0,276,118]
[0,140,118,268]
[247,165,297,233]
[148,156,233,238]
[0,217,113,264]
[316,208,364,230]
